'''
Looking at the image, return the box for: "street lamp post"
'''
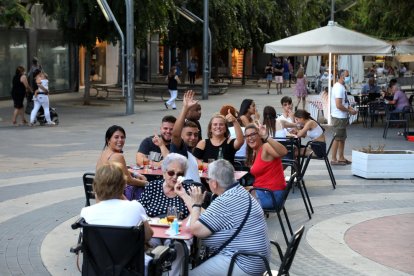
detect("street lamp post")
[202,0,209,100]
[96,0,134,114]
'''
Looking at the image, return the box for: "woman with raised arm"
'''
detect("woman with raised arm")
[193,111,244,166]
[245,122,288,209]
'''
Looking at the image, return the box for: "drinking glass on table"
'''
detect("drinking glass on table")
[198,162,204,175]
[143,155,149,170]
[167,206,178,223]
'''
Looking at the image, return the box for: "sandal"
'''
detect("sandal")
[338,159,352,165]
[330,160,346,166]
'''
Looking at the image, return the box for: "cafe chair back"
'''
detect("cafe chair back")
[227,225,305,276]
[82,173,95,207]
[70,218,172,276]
[249,172,297,245]
[366,101,386,127]
[300,134,337,190]
[383,105,412,139]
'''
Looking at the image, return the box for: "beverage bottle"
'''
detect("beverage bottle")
[172,218,179,235]
[217,147,223,160]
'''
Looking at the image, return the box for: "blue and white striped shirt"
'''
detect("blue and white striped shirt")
[199,185,270,275]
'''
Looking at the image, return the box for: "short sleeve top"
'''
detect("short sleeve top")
[199,185,270,275]
[138,179,191,219]
[193,138,237,166]
[138,136,170,156]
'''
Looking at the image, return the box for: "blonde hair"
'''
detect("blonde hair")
[207,114,230,138]
[93,162,126,200]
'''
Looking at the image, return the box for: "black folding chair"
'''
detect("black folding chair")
[300,134,337,189]
[383,105,412,139]
[227,225,305,276]
[70,218,172,276]
[279,137,313,219]
[82,173,95,206]
[249,172,297,245]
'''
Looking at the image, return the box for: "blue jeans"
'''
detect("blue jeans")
[256,189,284,210]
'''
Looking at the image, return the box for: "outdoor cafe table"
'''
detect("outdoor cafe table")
[149,217,193,276]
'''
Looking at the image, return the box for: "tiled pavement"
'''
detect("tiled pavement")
[1,83,413,275]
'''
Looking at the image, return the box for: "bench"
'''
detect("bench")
[91,83,122,98]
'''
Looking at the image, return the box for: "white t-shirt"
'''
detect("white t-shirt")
[80,199,148,226]
[80,199,151,275]
[330,82,349,119]
[229,126,246,158]
[39,79,49,93]
[277,114,293,133]
[185,151,201,182]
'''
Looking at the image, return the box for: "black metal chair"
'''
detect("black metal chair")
[300,134,337,190]
[82,173,95,206]
[227,225,305,276]
[70,218,172,276]
[249,172,297,245]
[365,101,386,127]
[383,105,412,139]
[279,137,313,220]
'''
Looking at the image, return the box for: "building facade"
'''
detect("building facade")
[0,4,77,100]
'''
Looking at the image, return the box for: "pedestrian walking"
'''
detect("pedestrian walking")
[11,66,32,125]
[165,66,179,110]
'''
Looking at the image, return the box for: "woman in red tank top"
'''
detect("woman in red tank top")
[245,123,288,209]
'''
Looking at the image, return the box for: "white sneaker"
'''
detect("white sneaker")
[47,122,56,126]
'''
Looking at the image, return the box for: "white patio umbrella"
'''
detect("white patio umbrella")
[394,37,414,54]
[393,37,414,62]
[264,21,392,124]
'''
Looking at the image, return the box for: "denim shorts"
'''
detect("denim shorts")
[256,189,284,210]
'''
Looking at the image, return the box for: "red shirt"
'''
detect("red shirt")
[250,146,286,191]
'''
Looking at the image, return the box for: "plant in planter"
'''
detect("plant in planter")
[352,144,414,179]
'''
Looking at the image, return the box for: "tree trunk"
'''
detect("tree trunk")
[83,49,91,105]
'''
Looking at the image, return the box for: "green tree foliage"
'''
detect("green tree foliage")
[0,0,30,28]
[343,0,414,40]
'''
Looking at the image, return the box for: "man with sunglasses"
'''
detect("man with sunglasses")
[136,115,176,168]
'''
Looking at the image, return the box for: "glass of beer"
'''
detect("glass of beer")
[166,206,178,223]
[198,162,204,175]
[143,155,149,170]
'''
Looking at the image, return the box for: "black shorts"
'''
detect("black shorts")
[310,141,327,158]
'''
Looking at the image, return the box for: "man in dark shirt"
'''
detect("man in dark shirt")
[136,115,176,167]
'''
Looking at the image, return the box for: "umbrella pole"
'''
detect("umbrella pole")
[328,52,332,125]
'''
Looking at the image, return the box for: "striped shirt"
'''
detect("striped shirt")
[199,185,270,275]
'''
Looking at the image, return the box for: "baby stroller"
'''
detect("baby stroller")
[25,94,59,126]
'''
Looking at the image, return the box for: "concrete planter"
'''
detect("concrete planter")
[352,150,414,179]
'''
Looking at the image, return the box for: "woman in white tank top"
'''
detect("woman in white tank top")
[293,109,326,158]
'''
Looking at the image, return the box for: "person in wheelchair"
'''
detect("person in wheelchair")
[292,109,326,158]
[80,162,154,274]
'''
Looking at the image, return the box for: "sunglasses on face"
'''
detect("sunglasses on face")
[166,170,185,177]
[244,132,258,139]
